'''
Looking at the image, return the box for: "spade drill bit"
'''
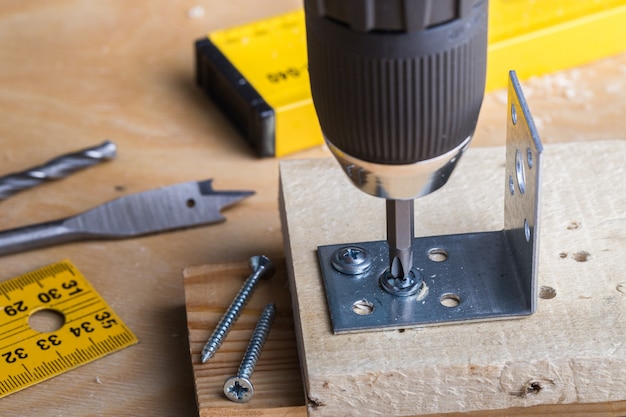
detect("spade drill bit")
[0,140,117,200]
[0,179,254,256]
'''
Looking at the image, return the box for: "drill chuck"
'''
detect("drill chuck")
[305,0,488,199]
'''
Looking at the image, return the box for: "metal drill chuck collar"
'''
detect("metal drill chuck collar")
[327,135,470,199]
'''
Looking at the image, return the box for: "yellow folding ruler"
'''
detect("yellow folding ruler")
[0,260,138,398]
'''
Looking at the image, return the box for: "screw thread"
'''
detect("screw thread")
[201,256,274,363]
[0,141,117,200]
[238,303,276,380]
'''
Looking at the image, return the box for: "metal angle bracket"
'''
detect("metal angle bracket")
[317,71,544,334]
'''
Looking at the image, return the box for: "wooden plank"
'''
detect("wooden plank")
[183,260,305,416]
[279,141,626,417]
[182,260,626,417]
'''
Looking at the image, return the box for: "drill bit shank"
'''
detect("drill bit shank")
[0,140,117,200]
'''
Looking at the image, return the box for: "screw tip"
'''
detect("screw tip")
[200,350,213,363]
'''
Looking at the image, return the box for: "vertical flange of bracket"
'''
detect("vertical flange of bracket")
[317,71,544,333]
[505,70,544,316]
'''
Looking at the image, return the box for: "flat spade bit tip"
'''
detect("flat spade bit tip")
[198,179,254,212]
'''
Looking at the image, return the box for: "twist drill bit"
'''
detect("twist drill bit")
[0,140,117,200]
[0,179,254,256]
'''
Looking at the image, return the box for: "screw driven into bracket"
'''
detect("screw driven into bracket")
[379,267,424,297]
[331,246,372,275]
[223,303,276,403]
[201,255,275,363]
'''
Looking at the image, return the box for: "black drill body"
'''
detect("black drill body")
[305,0,488,165]
[305,0,489,282]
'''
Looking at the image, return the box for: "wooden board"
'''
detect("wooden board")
[182,258,626,417]
[183,260,305,416]
[279,141,626,416]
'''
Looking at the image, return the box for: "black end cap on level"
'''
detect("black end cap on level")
[195,38,276,157]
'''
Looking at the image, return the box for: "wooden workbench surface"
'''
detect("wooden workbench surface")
[0,1,625,416]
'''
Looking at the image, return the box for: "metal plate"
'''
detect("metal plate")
[317,71,543,334]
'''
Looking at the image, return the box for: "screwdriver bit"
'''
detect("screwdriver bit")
[387,199,414,280]
[0,140,117,200]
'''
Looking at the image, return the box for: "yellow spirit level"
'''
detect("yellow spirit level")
[196,11,319,157]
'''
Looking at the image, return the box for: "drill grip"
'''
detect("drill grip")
[305,0,488,165]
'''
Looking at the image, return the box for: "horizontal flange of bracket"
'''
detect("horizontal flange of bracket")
[317,71,544,334]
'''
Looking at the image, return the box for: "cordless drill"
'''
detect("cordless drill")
[304,0,488,294]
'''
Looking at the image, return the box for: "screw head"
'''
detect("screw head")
[223,376,254,403]
[249,255,275,278]
[380,267,424,296]
[331,246,372,275]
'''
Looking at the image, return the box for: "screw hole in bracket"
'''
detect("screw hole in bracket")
[511,103,518,125]
[515,149,526,194]
[440,293,461,308]
[352,299,374,315]
[428,248,449,262]
[186,198,196,208]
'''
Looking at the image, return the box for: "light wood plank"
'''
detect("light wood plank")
[279,141,626,416]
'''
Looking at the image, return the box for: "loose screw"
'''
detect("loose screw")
[200,255,275,363]
[223,303,276,403]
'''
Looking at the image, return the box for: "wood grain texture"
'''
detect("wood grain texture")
[279,141,626,417]
[183,260,305,416]
[0,0,626,415]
